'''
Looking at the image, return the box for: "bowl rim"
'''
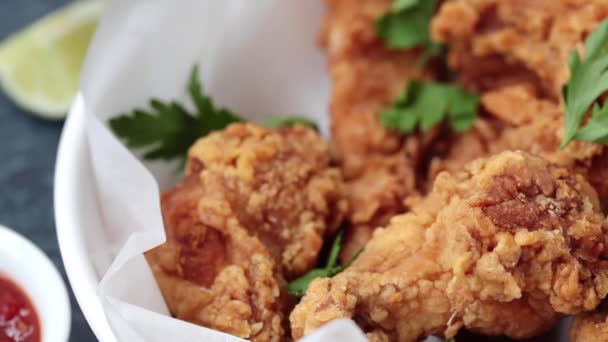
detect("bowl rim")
[0,224,71,342]
[54,94,117,342]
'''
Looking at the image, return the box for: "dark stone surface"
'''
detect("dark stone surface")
[0,1,97,341]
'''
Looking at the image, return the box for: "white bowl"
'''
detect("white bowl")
[55,95,116,342]
[0,224,71,342]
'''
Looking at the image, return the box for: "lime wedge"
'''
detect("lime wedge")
[0,0,104,119]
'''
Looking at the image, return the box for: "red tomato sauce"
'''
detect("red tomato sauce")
[0,276,40,342]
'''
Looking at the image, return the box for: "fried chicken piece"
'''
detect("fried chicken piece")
[186,123,348,277]
[430,0,608,215]
[570,303,608,342]
[290,151,608,341]
[146,123,348,341]
[146,175,285,341]
[481,83,558,127]
[339,141,431,261]
[431,84,604,183]
[427,117,503,181]
[431,0,608,97]
[481,85,603,169]
[321,0,436,261]
[321,0,430,164]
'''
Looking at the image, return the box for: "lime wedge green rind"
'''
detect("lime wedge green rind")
[0,0,104,119]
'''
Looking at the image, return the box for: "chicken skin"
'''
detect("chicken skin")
[321,0,437,262]
[290,151,608,341]
[430,0,608,211]
[570,303,608,342]
[146,123,348,341]
[431,0,608,98]
[430,84,608,215]
[322,0,608,264]
[185,123,348,277]
[432,84,604,176]
[146,175,285,341]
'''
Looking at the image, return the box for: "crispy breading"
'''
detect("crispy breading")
[325,0,608,265]
[186,123,348,277]
[432,0,608,97]
[290,151,608,341]
[146,123,348,341]
[430,84,605,193]
[429,0,608,234]
[481,84,557,127]
[321,0,437,261]
[570,303,608,342]
[427,117,503,182]
[146,175,285,341]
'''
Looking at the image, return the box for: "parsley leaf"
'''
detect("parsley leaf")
[376,0,442,62]
[562,19,608,147]
[284,268,340,298]
[381,80,480,134]
[262,115,319,131]
[325,229,343,269]
[188,65,243,136]
[109,64,243,160]
[392,0,418,11]
[573,103,608,144]
[285,230,362,298]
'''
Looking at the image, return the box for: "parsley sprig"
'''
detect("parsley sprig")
[381,80,480,134]
[109,65,242,160]
[562,19,608,147]
[376,0,443,63]
[377,0,478,133]
[286,230,362,298]
[109,65,318,161]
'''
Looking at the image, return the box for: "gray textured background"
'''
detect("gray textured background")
[0,0,96,341]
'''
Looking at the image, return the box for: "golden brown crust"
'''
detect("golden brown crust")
[290,151,608,341]
[570,306,608,342]
[321,0,438,262]
[428,0,608,186]
[146,123,348,341]
[146,175,285,341]
[187,123,348,277]
[430,84,605,187]
[322,0,608,265]
[432,0,608,97]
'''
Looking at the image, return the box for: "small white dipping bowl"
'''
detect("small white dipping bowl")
[0,224,71,342]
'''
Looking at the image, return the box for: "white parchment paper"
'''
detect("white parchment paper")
[80,0,373,341]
